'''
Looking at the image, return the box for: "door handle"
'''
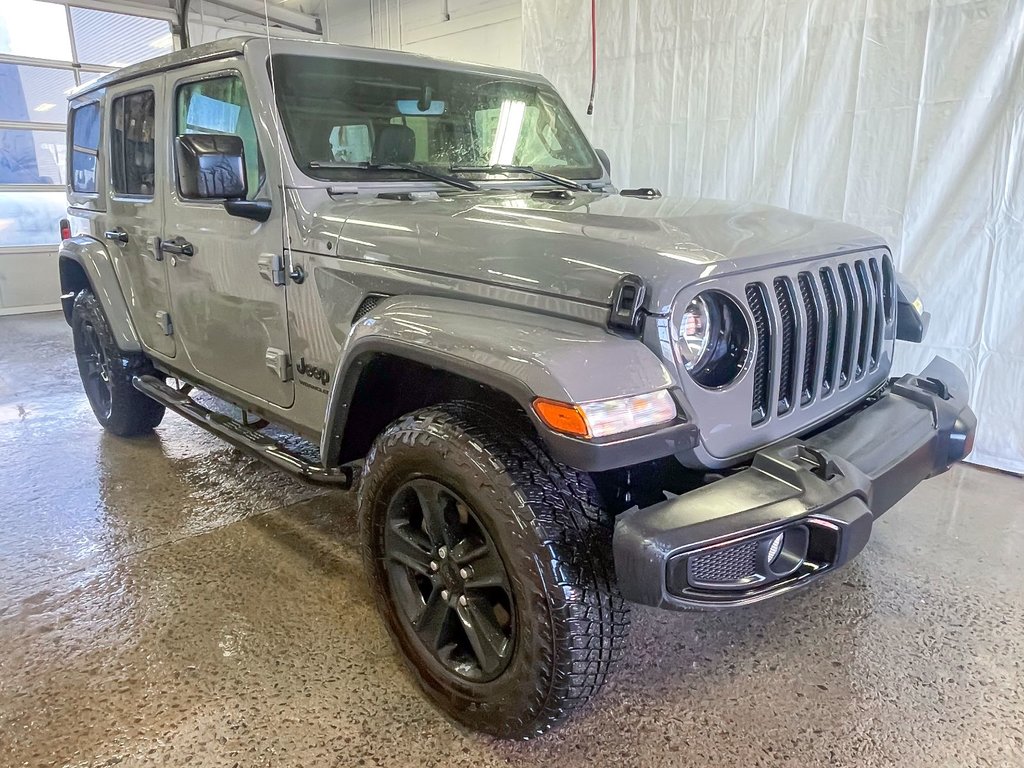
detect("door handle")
[104,228,128,245]
[160,238,195,258]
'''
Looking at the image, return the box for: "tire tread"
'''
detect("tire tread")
[359,401,629,738]
[72,289,164,436]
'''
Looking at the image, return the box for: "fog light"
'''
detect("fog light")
[668,524,813,594]
[765,525,809,578]
[666,519,844,602]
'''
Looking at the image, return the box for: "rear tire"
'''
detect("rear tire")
[71,289,164,436]
[358,401,629,738]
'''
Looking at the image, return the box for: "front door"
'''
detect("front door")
[105,82,175,358]
[162,65,293,408]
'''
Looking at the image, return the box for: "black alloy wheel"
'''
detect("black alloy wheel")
[77,318,114,421]
[384,478,514,682]
[71,289,165,436]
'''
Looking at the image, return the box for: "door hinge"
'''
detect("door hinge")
[265,347,292,382]
[147,235,163,261]
[156,310,173,336]
[257,253,286,287]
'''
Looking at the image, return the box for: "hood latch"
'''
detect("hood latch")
[608,274,648,335]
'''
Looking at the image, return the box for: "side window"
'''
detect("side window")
[176,74,263,199]
[329,124,371,163]
[70,103,101,194]
[110,90,156,197]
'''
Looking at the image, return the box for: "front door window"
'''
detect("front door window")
[175,75,263,199]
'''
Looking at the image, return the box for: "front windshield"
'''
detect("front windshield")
[270,54,602,182]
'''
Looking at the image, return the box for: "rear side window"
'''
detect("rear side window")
[110,90,156,197]
[70,102,101,193]
[176,74,263,199]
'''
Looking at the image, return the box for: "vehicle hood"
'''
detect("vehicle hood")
[306,190,886,314]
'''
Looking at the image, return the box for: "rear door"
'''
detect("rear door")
[105,81,175,358]
[162,64,293,408]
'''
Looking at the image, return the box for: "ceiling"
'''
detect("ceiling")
[181,0,325,36]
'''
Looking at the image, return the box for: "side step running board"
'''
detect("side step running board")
[133,375,352,488]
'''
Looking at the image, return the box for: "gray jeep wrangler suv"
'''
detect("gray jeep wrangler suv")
[58,37,976,738]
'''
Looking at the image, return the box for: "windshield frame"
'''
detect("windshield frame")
[266,52,605,188]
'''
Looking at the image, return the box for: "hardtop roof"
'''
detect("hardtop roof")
[69,35,546,101]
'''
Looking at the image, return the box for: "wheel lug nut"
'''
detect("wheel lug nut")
[458,595,468,606]
[458,568,469,580]
[441,589,450,600]
[429,561,439,572]
[438,546,447,559]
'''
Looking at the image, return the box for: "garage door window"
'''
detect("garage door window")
[68,6,173,68]
[0,128,65,184]
[0,65,77,124]
[111,91,156,198]
[0,0,174,249]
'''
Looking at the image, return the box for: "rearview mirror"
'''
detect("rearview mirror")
[396,99,445,116]
[176,134,247,200]
[595,148,612,177]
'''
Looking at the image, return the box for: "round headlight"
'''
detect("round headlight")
[672,291,750,388]
[678,295,713,370]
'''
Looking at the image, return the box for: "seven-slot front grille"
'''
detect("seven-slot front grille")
[746,254,895,425]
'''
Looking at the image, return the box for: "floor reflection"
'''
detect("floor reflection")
[1,311,1021,768]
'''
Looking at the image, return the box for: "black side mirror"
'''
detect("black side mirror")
[176,134,247,199]
[224,199,272,223]
[595,148,612,177]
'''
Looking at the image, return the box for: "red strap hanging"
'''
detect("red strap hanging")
[586,0,597,115]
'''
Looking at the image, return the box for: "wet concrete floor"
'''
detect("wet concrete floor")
[1,311,1022,767]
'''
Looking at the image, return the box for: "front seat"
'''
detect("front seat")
[372,124,416,165]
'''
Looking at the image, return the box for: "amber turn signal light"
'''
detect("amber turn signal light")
[532,398,590,438]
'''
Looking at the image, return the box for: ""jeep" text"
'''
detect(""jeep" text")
[296,358,330,386]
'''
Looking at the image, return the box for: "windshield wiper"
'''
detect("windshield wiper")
[449,164,588,191]
[307,161,480,192]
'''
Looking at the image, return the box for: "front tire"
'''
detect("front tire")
[71,289,164,436]
[359,402,629,738]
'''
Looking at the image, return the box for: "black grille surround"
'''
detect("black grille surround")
[744,253,896,426]
[819,268,841,395]
[746,284,771,424]
[773,277,799,415]
[797,273,819,405]
[669,249,898,467]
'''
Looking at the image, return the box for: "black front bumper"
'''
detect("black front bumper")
[613,357,976,610]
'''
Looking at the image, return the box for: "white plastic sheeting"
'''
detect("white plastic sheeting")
[523,0,1024,473]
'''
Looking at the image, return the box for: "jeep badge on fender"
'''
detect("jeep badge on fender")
[296,358,330,386]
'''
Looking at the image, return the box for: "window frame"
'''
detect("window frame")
[68,100,101,195]
[108,86,157,200]
[172,68,265,204]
